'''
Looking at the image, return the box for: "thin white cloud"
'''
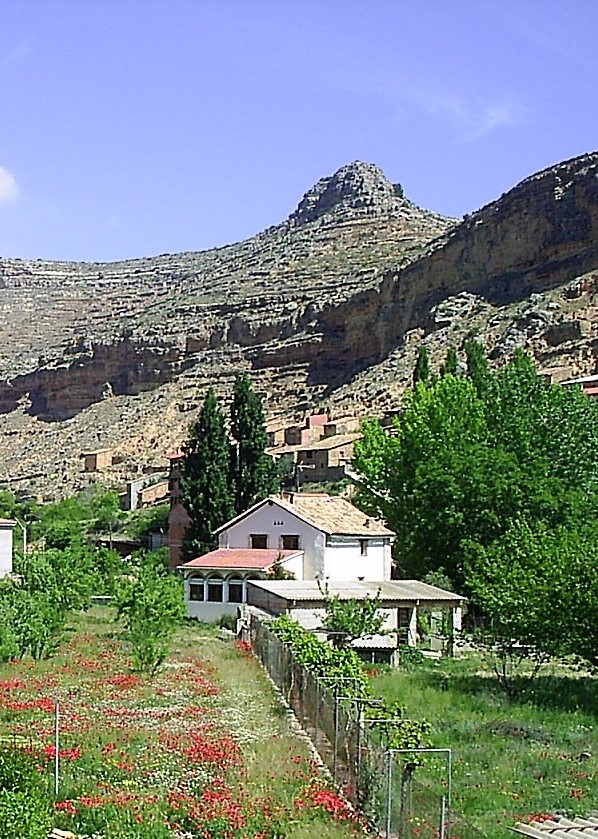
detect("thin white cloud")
[405,88,522,143]
[0,166,19,204]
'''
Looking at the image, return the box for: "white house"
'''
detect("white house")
[0,519,16,577]
[179,492,394,622]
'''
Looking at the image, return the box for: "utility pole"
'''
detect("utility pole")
[14,517,27,557]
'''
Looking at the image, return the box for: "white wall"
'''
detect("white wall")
[0,524,14,577]
[323,537,390,581]
[219,501,325,580]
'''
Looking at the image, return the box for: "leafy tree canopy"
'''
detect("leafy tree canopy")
[353,349,598,670]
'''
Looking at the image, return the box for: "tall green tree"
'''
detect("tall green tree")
[465,521,598,682]
[440,346,459,377]
[464,339,491,397]
[181,388,234,560]
[229,372,278,514]
[354,353,598,588]
[412,345,431,386]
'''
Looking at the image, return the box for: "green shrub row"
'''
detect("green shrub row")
[270,615,429,750]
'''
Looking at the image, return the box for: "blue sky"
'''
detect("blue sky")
[0,1,596,262]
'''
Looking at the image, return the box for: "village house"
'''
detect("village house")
[283,412,329,447]
[561,372,598,397]
[178,492,394,622]
[82,448,113,473]
[123,475,169,511]
[0,519,16,577]
[295,432,361,483]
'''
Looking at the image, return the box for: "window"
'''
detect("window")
[227,578,244,604]
[281,535,300,551]
[188,579,204,602]
[206,578,223,602]
[360,539,368,556]
[250,534,268,549]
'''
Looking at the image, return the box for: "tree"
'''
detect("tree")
[114,555,185,675]
[321,586,385,648]
[354,375,492,585]
[440,347,459,377]
[412,345,430,386]
[229,373,278,514]
[181,388,235,561]
[465,522,598,686]
[464,339,491,397]
[353,350,598,675]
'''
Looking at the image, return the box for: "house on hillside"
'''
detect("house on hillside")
[83,448,113,473]
[178,492,394,622]
[561,373,598,397]
[295,433,360,483]
[0,519,16,577]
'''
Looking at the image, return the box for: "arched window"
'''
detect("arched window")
[188,577,204,602]
[206,576,224,603]
[227,577,244,604]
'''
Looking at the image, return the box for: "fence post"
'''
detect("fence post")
[385,749,393,839]
[447,748,452,839]
[315,678,320,748]
[356,700,364,804]
[54,701,60,797]
[440,796,447,839]
[333,683,340,783]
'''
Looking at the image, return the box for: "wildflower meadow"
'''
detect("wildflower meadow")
[0,607,366,838]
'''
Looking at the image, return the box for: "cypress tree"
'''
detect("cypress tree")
[413,345,431,386]
[440,346,459,377]
[465,339,491,397]
[229,373,278,514]
[180,388,234,561]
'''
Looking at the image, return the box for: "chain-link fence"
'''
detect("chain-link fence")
[249,615,486,839]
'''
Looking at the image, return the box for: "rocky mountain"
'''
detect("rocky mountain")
[0,154,597,498]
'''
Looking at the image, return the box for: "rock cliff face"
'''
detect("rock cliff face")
[284,151,598,383]
[288,161,407,225]
[0,154,597,496]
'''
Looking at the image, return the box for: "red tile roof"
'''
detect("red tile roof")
[179,548,302,570]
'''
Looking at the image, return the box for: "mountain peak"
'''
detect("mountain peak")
[288,161,407,226]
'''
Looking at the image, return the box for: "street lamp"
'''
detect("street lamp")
[295,462,315,492]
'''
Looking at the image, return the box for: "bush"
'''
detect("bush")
[219,614,237,632]
[0,790,51,837]
[0,790,52,839]
[0,746,45,793]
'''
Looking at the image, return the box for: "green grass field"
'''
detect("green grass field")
[371,652,597,839]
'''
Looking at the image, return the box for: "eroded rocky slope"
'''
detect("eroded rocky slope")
[1,155,598,498]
